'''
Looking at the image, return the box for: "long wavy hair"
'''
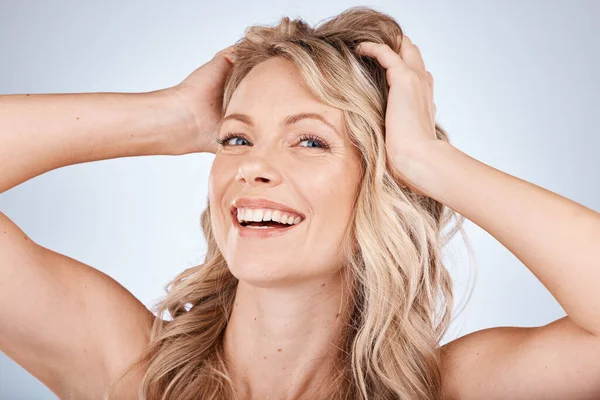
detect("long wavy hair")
[105,6,474,400]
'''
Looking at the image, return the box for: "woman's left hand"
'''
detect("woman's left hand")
[356,35,439,188]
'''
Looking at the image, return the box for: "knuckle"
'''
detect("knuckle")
[403,70,421,85]
[386,68,422,87]
[385,68,397,85]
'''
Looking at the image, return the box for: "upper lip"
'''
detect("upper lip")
[230,197,306,220]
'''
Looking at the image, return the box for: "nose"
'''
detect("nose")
[235,155,283,187]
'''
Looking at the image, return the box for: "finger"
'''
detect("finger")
[425,71,433,83]
[400,35,426,73]
[425,70,434,93]
[223,53,236,64]
[215,45,237,63]
[356,42,411,73]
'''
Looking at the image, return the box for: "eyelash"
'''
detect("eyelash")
[216,133,330,150]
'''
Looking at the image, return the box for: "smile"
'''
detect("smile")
[231,207,304,238]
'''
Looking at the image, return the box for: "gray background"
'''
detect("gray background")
[1,0,598,398]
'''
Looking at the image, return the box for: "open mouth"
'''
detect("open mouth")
[239,220,290,229]
[231,207,304,234]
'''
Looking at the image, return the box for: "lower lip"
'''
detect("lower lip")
[231,213,303,239]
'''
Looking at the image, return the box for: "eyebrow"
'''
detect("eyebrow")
[218,112,341,138]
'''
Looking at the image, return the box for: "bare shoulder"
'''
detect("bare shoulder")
[439,316,600,400]
[0,211,155,399]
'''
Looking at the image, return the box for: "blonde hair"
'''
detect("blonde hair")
[105,6,473,399]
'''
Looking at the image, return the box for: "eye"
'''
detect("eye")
[215,133,330,150]
[216,133,251,147]
[297,134,330,150]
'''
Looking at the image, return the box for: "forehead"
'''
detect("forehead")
[225,57,344,129]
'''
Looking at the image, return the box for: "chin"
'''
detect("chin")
[226,258,284,284]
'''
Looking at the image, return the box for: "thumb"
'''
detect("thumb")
[210,57,234,91]
[214,45,237,65]
[209,47,236,82]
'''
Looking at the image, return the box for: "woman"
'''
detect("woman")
[1,6,599,400]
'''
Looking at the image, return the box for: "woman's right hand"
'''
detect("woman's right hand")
[167,45,236,154]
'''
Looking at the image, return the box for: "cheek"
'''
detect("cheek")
[306,161,359,208]
[298,163,358,235]
[207,160,230,247]
[207,174,218,210]
[208,158,229,206]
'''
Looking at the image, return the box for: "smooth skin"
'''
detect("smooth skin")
[211,57,363,399]
[0,33,599,400]
[0,46,237,399]
[357,36,600,399]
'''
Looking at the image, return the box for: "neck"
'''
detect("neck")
[222,273,351,399]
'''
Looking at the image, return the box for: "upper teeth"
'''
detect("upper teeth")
[236,208,303,225]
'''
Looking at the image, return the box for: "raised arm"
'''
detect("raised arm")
[0,45,236,194]
[356,36,600,399]
[1,90,190,194]
[0,46,235,399]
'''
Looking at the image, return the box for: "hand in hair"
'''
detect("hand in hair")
[167,45,236,154]
[356,35,438,190]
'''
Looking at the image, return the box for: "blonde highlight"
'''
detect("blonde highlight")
[104,6,474,399]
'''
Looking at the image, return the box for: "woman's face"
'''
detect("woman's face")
[209,57,362,288]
